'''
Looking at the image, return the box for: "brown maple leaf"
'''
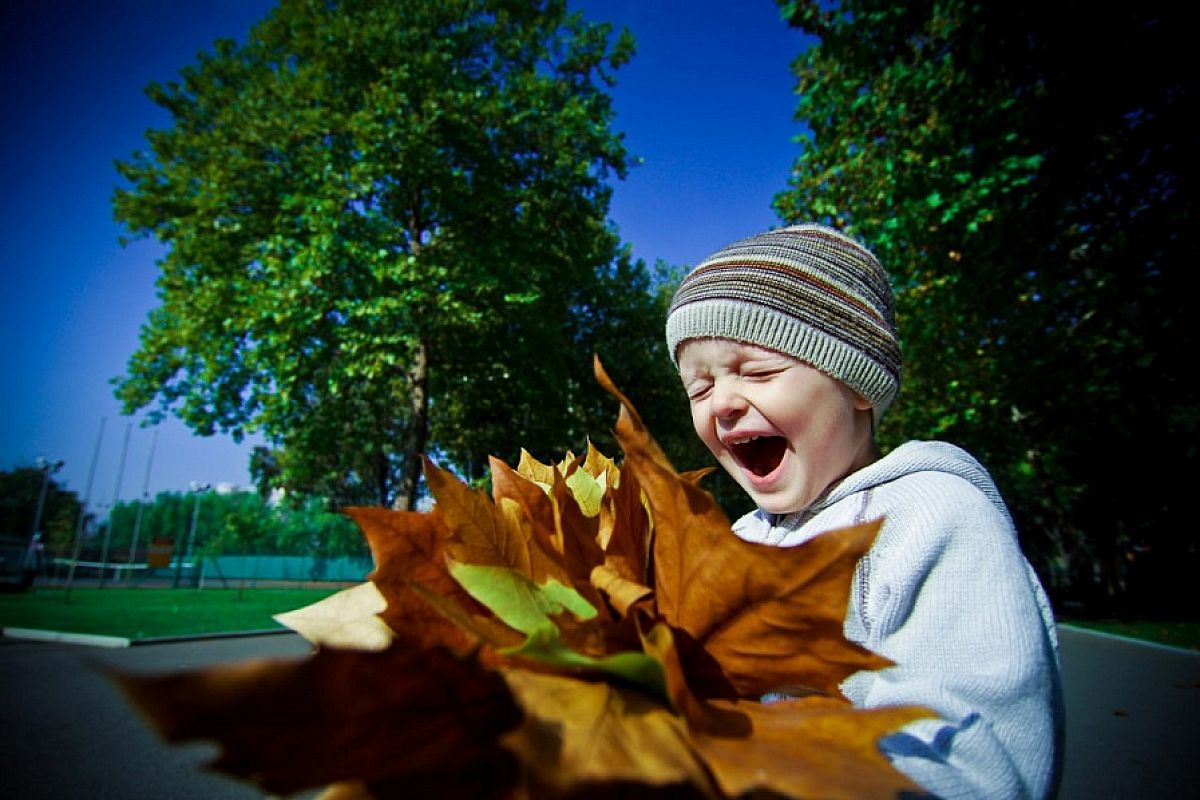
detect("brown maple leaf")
[114,355,934,800]
[593,356,893,698]
[346,505,520,654]
[636,606,929,798]
[113,641,521,798]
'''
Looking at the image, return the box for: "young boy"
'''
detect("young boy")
[665,224,1063,799]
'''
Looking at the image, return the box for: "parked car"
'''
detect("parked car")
[0,534,43,590]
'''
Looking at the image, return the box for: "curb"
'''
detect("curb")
[133,628,293,646]
[2,626,295,648]
[2,627,132,648]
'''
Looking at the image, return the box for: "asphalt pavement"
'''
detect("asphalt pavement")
[1055,626,1200,799]
[0,625,1196,798]
[0,632,313,799]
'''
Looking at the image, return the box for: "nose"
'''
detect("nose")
[709,378,748,420]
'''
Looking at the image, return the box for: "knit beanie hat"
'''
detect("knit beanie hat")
[665,224,902,422]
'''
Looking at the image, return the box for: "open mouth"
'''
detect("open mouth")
[729,435,788,478]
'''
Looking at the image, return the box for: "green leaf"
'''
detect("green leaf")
[448,562,597,636]
[450,561,666,697]
[504,625,668,700]
[564,467,605,517]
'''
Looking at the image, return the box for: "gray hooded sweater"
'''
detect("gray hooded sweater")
[733,440,1064,799]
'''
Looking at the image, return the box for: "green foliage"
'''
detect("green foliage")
[774,0,1198,612]
[104,490,364,560]
[0,466,83,557]
[112,0,684,510]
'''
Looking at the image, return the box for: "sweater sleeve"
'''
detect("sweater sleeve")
[840,472,1063,799]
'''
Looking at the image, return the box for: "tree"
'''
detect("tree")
[0,465,83,559]
[114,0,649,510]
[773,0,1197,611]
[106,491,194,560]
[107,489,365,560]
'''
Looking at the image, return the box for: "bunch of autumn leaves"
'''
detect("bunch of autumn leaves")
[117,359,932,799]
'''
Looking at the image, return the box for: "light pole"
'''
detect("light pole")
[26,457,63,586]
[173,482,211,588]
[65,416,106,601]
[97,422,132,589]
[126,427,159,577]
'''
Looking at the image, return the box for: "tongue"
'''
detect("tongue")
[734,437,787,477]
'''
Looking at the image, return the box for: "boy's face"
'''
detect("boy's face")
[677,338,876,515]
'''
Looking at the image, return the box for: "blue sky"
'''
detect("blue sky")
[0,1,811,518]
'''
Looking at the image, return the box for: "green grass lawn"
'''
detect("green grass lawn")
[5,585,1198,651]
[0,586,339,641]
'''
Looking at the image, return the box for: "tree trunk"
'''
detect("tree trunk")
[373,448,391,510]
[393,339,430,511]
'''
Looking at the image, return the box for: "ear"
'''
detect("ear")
[852,391,873,412]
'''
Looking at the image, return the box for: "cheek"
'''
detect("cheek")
[690,404,718,447]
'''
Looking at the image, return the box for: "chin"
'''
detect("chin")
[741,488,805,517]
[756,500,803,516]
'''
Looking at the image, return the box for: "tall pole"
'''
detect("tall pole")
[26,457,63,583]
[65,416,106,601]
[97,422,131,588]
[173,482,210,588]
[126,426,159,577]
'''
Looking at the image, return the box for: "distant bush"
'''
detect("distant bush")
[101,490,367,562]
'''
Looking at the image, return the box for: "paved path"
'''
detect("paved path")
[0,632,313,799]
[0,625,1197,798]
[1056,625,1200,799]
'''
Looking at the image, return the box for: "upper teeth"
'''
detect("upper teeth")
[729,435,761,445]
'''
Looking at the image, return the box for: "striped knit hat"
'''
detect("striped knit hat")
[665,224,901,421]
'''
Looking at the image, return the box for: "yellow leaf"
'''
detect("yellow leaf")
[501,669,717,797]
[581,437,620,488]
[274,582,392,651]
[590,562,653,617]
[516,448,557,491]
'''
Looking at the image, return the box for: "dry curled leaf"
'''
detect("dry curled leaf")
[694,696,932,799]
[502,668,716,796]
[115,356,934,799]
[114,642,520,797]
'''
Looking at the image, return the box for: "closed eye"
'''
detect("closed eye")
[743,368,785,381]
